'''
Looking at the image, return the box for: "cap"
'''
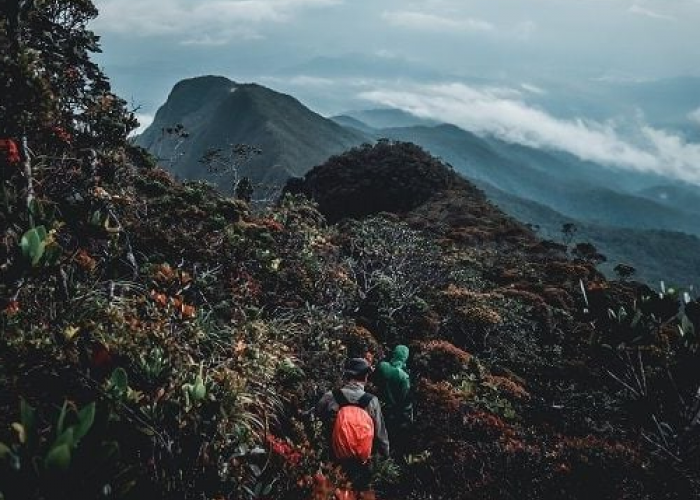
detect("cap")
[343,357,371,378]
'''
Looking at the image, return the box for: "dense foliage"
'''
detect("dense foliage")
[3,3,700,500]
[288,140,462,223]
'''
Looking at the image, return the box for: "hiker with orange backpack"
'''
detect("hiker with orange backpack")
[315,357,390,493]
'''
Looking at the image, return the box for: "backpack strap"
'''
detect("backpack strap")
[358,393,374,409]
[333,389,374,409]
[333,389,350,408]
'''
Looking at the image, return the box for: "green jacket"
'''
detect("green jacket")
[375,345,413,422]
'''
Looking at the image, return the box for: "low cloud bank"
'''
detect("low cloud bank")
[359,82,700,185]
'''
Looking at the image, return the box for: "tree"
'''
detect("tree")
[561,223,578,246]
[200,143,262,196]
[573,242,606,265]
[1,1,137,151]
[234,176,253,203]
[1,0,138,298]
[614,263,637,281]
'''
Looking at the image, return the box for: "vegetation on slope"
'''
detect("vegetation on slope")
[484,185,700,286]
[3,3,700,500]
[354,121,700,287]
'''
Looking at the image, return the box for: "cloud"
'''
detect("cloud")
[94,0,341,42]
[689,107,700,125]
[286,75,337,87]
[520,83,545,95]
[359,82,700,185]
[629,5,676,21]
[512,20,537,41]
[131,113,155,137]
[181,28,264,46]
[382,10,494,32]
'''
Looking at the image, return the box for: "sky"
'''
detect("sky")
[91,0,700,184]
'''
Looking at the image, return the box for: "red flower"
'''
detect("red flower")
[91,344,113,369]
[0,139,21,165]
[266,435,302,466]
[52,126,73,144]
[260,218,284,232]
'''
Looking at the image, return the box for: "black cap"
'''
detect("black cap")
[344,358,371,378]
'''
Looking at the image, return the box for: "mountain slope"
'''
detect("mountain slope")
[136,76,368,191]
[379,123,700,236]
[328,116,700,286]
[334,108,440,129]
[482,182,700,286]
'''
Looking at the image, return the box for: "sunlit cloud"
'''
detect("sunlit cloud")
[520,83,545,95]
[381,10,494,32]
[131,113,155,137]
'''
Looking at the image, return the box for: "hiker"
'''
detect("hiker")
[315,357,390,494]
[374,345,413,458]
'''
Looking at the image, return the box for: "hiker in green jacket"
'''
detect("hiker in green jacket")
[374,345,414,458]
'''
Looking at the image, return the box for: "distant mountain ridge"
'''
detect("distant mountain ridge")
[136,76,368,191]
[327,113,700,286]
[138,77,700,286]
[369,122,700,237]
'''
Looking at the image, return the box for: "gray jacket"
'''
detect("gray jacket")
[315,381,390,458]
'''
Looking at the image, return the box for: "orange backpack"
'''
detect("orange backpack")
[331,390,375,463]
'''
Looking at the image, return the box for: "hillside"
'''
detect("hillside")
[136,76,368,192]
[5,114,700,498]
[326,117,700,286]
[5,4,700,499]
[374,123,699,236]
[332,109,439,130]
[483,183,700,286]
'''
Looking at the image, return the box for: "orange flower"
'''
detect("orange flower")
[154,264,176,283]
[180,304,196,319]
[266,435,302,465]
[74,249,97,271]
[3,300,20,316]
[179,271,192,285]
[150,290,168,307]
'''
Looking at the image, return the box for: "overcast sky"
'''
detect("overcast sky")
[91,0,700,185]
[93,0,700,112]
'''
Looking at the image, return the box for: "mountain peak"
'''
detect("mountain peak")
[136,78,368,189]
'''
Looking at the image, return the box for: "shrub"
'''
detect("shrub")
[413,340,472,381]
[290,141,461,223]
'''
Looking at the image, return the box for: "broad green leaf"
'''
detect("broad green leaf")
[0,442,12,461]
[56,401,69,437]
[20,399,35,437]
[19,226,48,266]
[73,403,96,443]
[109,368,128,393]
[45,443,71,471]
[53,428,75,450]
